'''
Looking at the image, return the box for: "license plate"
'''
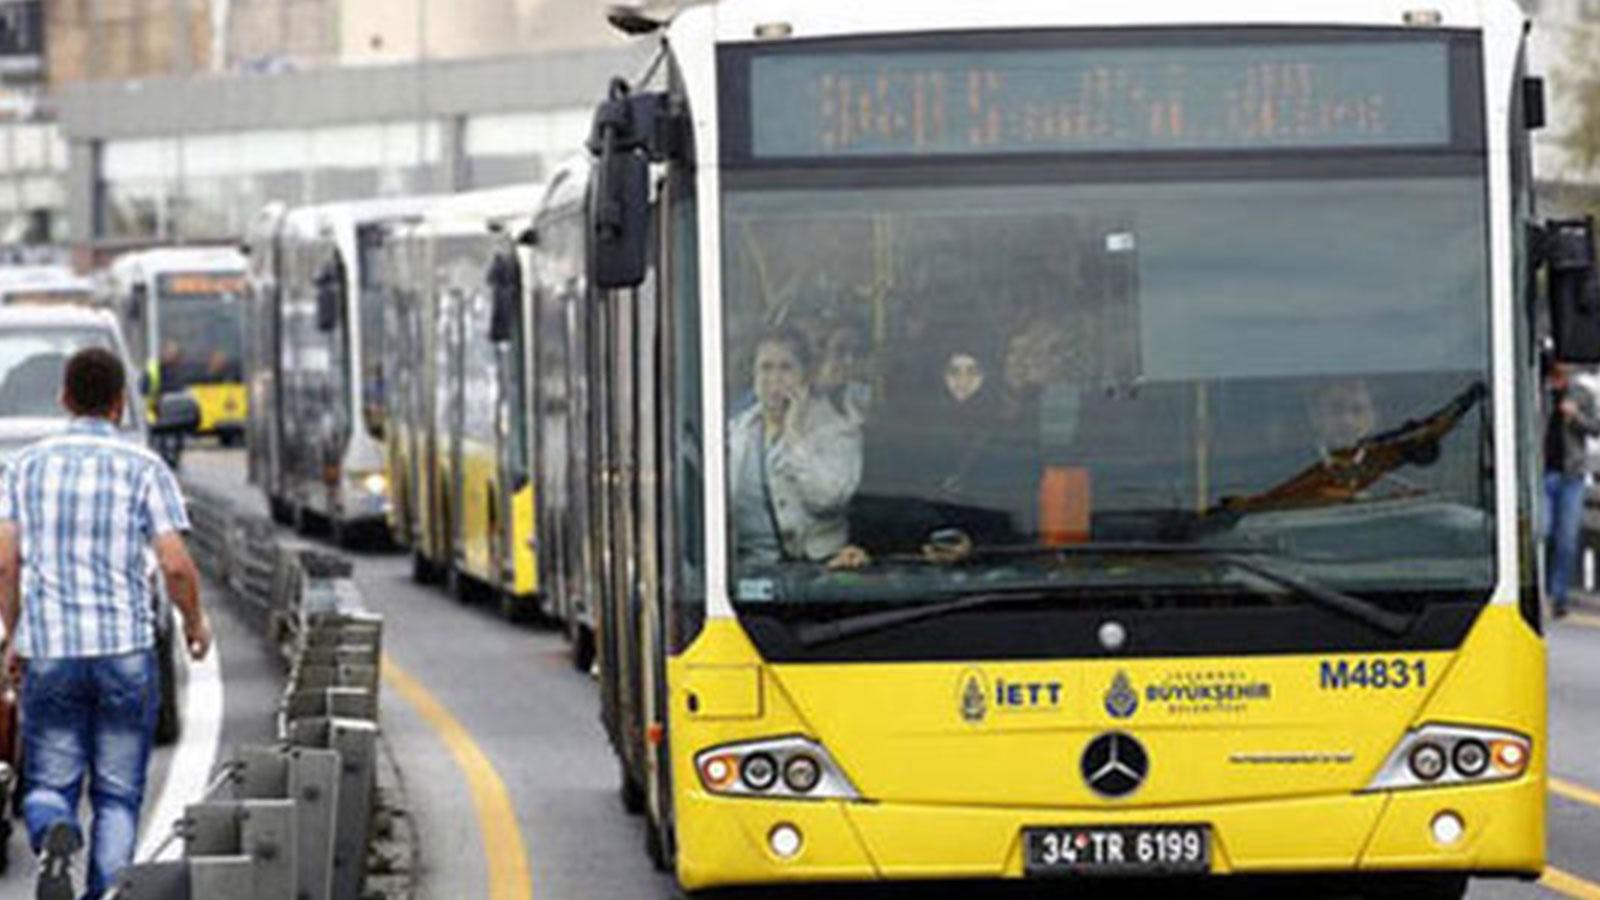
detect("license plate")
[1023,825,1211,876]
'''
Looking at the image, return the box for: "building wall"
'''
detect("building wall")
[47,0,213,84]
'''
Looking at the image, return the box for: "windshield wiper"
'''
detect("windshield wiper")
[794,588,1060,649]
[793,543,1415,649]
[987,542,1415,636]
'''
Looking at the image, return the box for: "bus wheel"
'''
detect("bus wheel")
[268,496,293,527]
[619,766,646,816]
[569,622,595,673]
[411,551,435,585]
[447,567,472,605]
[498,592,531,624]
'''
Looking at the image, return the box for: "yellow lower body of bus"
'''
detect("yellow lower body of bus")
[668,604,1544,892]
[456,439,497,585]
[185,383,247,438]
[385,424,413,545]
[509,482,538,599]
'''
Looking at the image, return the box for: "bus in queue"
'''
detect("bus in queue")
[377,185,544,620]
[549,0,1600,894]
[109,247,249,444]
[518,161,605,668]
[0,265,98,309]
[243,196,435,544]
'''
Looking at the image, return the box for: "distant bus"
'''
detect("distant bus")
[110,247,249,444]
[244,196,435,542]
[0,266,98,309]
[551,0,1593,896]
[377,185,544,620]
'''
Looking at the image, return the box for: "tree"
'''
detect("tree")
[1556,14,1600,215]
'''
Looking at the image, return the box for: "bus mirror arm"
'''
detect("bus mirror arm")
[1538,217,1600,364]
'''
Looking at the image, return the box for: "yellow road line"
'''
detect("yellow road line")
[1543,867,1600,900]
[1552,776,1600,810]
[383,654,533,900]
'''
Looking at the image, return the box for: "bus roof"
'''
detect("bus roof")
[0,266,95,294]
[111,246,247,278]
[423,184,546,237]
[689,0,1525,43]
[0,304,118,331]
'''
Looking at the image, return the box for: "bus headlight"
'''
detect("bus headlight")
[1366,725,1531,791]
[695,736,860,801]
[350,471,387,495]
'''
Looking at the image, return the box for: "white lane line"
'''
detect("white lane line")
[136,636,224,862]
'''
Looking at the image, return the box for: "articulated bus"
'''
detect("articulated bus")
[244,196,436,542]
[0,266,98,309]
[547,0,1600,895]
[110,248,249,443]
[378,186,545,619]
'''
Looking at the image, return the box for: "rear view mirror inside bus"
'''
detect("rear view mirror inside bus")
[1545,217,1600,364]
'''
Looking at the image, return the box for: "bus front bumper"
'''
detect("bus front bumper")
[674,775,1544,890]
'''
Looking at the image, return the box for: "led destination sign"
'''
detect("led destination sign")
[744,40,1455,159]
[160,273,246,297]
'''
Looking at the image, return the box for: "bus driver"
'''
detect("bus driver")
[729,328,862,565]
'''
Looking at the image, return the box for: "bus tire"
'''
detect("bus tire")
[411,551,435,585]
[498,591,531,624]
[619,766,646,816]
[268,496,293,527]
[447,567,472,605]
[569,622,595,673]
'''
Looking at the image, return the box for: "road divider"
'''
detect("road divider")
[110,483,415,900]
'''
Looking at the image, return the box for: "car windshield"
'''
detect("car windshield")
[157,272,246,389]
[720,173,1493,615]
[0,327,131,424]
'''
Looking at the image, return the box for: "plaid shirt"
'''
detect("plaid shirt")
[0,417,190,659]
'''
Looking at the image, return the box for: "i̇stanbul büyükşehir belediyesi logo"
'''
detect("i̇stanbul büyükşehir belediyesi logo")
[1105,670,1139,719]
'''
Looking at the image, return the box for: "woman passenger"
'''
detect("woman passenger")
[728,328,862,565]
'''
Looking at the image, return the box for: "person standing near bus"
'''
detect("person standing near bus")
[0,347,211,900]
[1543,358,1599,619]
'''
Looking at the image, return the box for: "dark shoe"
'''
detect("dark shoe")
[35,821,79,900]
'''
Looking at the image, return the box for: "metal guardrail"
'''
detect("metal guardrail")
[112,485,395,900]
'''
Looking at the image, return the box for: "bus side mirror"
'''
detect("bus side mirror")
[315,263,341,332]
[128,283,146,321]
[586,82,682,291]
[589,139,650,290]
[137,370,153,397]
[1543,217,1600,363]
[487,253,520,344]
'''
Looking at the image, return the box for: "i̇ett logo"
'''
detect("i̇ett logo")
[958,669,988,724]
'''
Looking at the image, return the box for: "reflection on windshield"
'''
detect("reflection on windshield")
[0,329,123,420]
[721,176,1494,611]
[158,292,244,388]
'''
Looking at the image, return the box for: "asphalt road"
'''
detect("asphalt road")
[179,450,1599,900]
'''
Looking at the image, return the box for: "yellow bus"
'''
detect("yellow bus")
[111,247,249,444]
[548,0,1600,895]
[381,187,545,619]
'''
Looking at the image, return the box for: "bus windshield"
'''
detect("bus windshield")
[157,272,246,389]
[717,31,1493,626]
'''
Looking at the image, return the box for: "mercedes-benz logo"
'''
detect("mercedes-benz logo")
[1081,732,1149,798]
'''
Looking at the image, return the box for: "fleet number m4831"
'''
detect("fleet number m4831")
[1319,658,1428,691]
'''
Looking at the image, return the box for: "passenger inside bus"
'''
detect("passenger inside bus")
[728,328,862,565]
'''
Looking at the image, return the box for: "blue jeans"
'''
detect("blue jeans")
[1544,471,1588,610]
[21,650,158,900]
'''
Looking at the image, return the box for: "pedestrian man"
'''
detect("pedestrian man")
[0,347,210,900]
[1544,357,1600,619]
